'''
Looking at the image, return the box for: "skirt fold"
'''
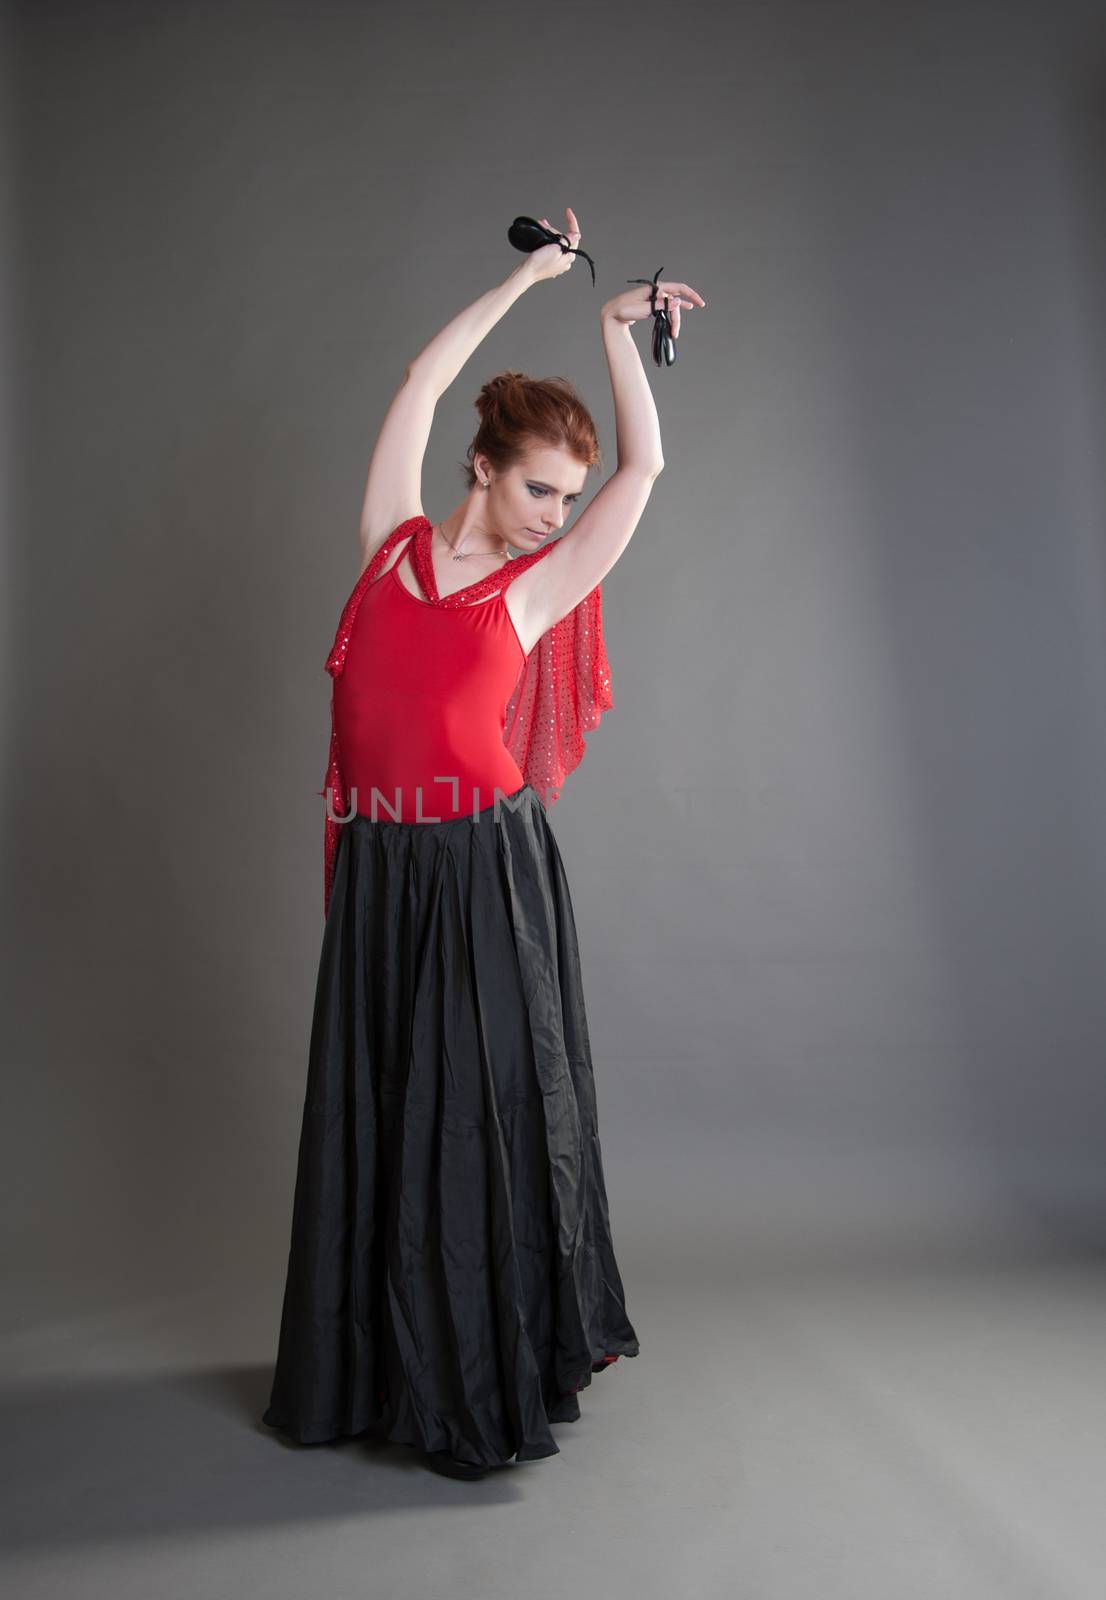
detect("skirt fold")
[262,785,639,1468]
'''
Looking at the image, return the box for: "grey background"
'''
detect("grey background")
[5,0,1106,1296]
[4,1,1106,1592]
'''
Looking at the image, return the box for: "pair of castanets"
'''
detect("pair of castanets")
[507,216,680,368]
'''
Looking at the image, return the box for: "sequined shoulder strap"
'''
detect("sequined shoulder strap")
[324,517,423,678]
[407,516,552,609]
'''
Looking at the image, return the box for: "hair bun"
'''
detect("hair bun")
[462,371,602,489]
[476,371,527,418]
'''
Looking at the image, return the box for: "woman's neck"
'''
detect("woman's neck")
[434,519,509,561]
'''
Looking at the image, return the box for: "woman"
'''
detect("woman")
[262,208,705,1480]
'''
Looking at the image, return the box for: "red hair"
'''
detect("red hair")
[461,371,602,489]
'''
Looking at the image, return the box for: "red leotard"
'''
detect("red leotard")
[333,532,527,822]
[319,515,614,917]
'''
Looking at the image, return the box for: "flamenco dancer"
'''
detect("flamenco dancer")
[262,207,705,1479]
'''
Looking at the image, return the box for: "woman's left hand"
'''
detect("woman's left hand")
[602,278,705,339]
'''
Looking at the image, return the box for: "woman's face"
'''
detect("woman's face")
[479,446,589,552]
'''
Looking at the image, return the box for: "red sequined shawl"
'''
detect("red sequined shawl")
[318,515,613,917]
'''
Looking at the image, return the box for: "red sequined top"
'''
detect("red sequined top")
[318,515,613,917]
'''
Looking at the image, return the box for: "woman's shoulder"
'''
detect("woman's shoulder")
[356,513,426,580]
[501,540,556,596]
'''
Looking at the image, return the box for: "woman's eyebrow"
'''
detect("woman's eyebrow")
[528,479,582,494]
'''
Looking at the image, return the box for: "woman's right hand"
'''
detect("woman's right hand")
[522,207,583,284]
[601,279,705,339]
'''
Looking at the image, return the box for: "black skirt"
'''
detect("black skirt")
[262,784,639,1469]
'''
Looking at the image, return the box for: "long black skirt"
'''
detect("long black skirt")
[262,783,639,1469]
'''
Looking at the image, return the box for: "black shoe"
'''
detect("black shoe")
[423,1449,489,1481]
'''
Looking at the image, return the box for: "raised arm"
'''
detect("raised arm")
[354,272,525,571]
[356,228,578,574]
[516,275,706,635]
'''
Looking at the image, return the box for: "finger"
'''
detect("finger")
[662,282,706,306]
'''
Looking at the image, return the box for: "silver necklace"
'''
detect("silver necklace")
[434,522,509,562]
